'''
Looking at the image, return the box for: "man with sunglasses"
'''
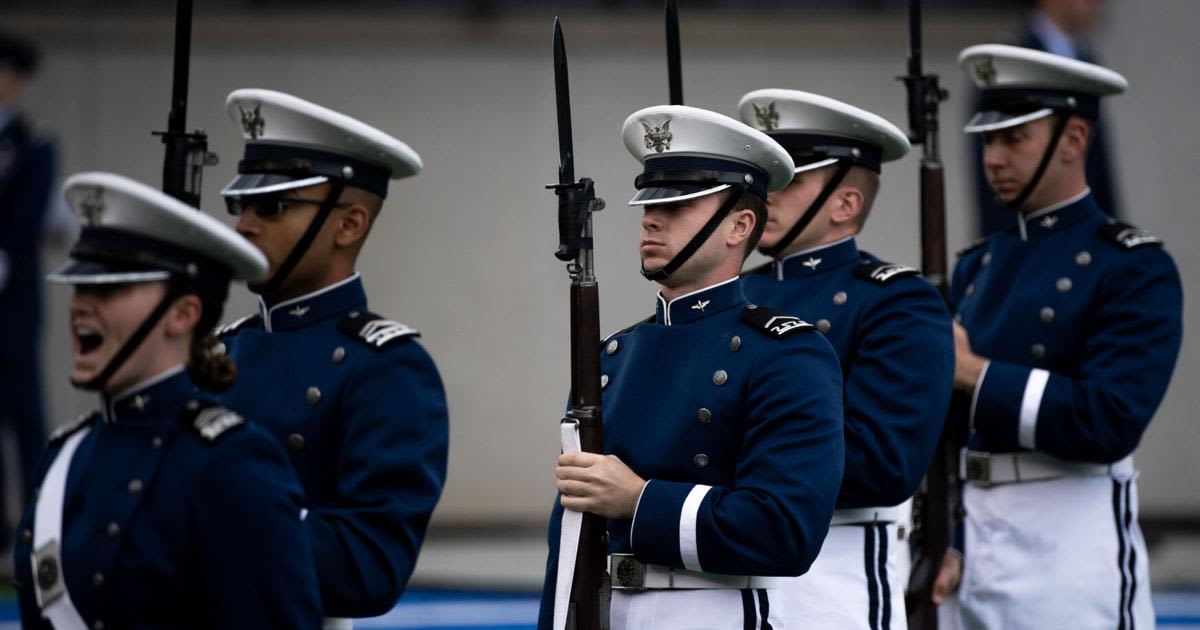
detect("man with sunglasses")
[214,89,449,624]
[736,90,954,629]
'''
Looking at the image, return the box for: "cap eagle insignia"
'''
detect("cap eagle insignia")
[78,186,105,226]
[239,104,265,140]
[753,102,780,131]
[973,56,998,86]
[642,119,673,153]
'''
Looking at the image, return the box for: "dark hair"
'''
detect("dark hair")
[172,280,237,392]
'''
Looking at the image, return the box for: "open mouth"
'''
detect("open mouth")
[75,326,105,355]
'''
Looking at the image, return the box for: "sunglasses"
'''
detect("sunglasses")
[226,195,351,219]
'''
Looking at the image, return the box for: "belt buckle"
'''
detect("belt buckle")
[609,553,646,592]
[964,451,993,488]
[32,540,64,608]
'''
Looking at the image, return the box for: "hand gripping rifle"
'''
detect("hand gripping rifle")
[897,1,955,628]
[547,18,609,630]
[154,0,217,207]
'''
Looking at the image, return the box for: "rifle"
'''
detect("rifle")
[154,0,217,207]
[547,18,609,630]
[898,1,955,628]
[665,0,683,105]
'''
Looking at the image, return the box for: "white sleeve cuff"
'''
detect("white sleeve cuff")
[679,484,712,571]
[968,360,992,433]
[1018,369,1051,450]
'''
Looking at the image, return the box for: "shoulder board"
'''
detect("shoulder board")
[338,312,419,351]
[49,412,99,447]
[741,261,773,277]
[213,314,262,338]
[854,261,919,285]
[955,236,990,258]
[740,305,816,339]
[181,402,246,444]
[602,314,656,342]
[1100,221,1163,251]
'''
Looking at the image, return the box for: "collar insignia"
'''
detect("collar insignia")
[239,104,265,140]
[753,101,780,131]
[132,395,150,411]
[973,56,998,86]
[642,119,673,153]
[288,305,311,318]
[803,257,822,270]
[1040,215,1059,229]
[692,299,710,312]
[78,186,105,227]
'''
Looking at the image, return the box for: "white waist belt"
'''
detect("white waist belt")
[831,506,902,526]
[609,554,777,591]
[960,449,1134,487]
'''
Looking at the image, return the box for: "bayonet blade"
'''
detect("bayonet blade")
[553,18,575,186]
[666,0,683,105]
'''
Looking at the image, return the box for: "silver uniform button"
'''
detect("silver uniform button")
[746,304,757,310]
[833,291,848,306]
[1056,277,1073,293]
[288,434,305,451]
[22,529,31,543]
[712,370,728,386]
[816,319,831,334]
[600,375,609,389]
[151,435,163,449]
[94,621,105,630]
[693,454,709,468]
[127,478,143,494]
[107,522,120,537]
[965,283,975,297]
[306,387,321,405]
[606,339,619,356]
[981,252,992,266]
[1075,251,1092,266]
[93,572,104,587]
[1040,307,1055,323]
[697,408,712,424]
[729,336,741,352]
[1031,343,1046,359]
[332,346,346,363]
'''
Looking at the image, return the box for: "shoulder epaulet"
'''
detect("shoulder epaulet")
[1100,221,1163,251]
[49,412,99,447]
[854,261,920,285]
[213,314,261,338]
[602,314,656,343]
[741,261,773,277]
[956,236,991,258]
[740,305,816,339]
[181,401,246,444]
[338,312,419,351]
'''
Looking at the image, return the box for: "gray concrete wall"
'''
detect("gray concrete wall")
[6,1,1197,526]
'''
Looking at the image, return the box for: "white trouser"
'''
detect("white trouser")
[954,471,1154,630]
[611,588,784,629]
[773,522,908,629]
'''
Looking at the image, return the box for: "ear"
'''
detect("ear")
[828,186,863,226]
[1058,117,1091,165]
[726,207,757,249]
[164,293,203,338]
[333,204,371,249]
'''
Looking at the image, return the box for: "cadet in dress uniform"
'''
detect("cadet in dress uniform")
[214,89,449,620]
[935,45,1182,629]
[736,90,954,629]
[539,105,846,630]
[11,172,322,629]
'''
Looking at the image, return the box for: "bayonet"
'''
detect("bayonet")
[665,0,683,105]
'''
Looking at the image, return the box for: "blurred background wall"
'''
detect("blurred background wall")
[3,0,1197,580]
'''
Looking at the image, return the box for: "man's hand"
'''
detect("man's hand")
[931,550,963,605]
[953,321,987,392]
[557,452,647,519]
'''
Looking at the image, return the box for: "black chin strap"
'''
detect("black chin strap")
[74,285,184,392]
[251,180,347,296]
[1004,113,1070,212]
[761,159,853,259]
[641,185,747,282]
